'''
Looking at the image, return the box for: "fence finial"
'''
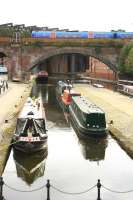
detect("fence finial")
[46,179,50,200]
[97,179,101,200]
[0,177,4,200]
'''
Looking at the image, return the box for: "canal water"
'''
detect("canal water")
[3,83,133,200]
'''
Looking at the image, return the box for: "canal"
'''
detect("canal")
[2,83,133,200]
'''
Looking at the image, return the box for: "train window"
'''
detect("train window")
[114,33,117,39]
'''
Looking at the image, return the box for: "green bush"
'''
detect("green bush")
[119,43,133,75]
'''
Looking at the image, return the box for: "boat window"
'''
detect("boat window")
[15,118,28,136]
[33,119,46,136]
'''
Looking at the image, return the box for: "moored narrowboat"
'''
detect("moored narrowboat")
[117,84,133,97]
[60,89,81,112]
[12,96,48,153]
[69,96,107,137]
[55,80,72,98]
[36,71,48,84]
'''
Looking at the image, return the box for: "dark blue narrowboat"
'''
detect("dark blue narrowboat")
[69,96,107,137]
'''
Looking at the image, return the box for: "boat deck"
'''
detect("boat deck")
[71,96,104,114]
[19,97,45,119]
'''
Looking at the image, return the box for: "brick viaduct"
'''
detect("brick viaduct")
[0,42,123,79]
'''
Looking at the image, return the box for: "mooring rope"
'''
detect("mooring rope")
[0,140,19,151]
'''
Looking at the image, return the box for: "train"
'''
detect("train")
[31,31,133,39]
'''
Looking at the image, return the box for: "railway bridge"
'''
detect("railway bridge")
[0,37,127,80]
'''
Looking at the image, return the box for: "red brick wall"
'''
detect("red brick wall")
[89,57,116,80]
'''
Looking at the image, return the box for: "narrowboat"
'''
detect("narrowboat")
[36,70,48,84]
[12,96,48,153]
[60,89,81,112]
[117,84,133,97]
[13,148,47,184]
[55,80,73,98]
[69,96,107,137]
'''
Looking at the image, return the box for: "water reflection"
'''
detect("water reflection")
[70,118,108,162]
[31,83,70,129]
[78,137,108,161]
[30,84,54,105]
[13,149,48,185]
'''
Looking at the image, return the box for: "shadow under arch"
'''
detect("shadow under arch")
[0,52,7,58]
[29,47,118,73]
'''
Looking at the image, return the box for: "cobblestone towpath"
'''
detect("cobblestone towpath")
[0,82,31,175]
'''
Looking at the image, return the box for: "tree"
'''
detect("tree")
[125,48,133,74]
[118,43,133,74]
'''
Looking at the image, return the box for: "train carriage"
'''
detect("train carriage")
[31,30,133,39]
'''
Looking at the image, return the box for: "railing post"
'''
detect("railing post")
[97,179,101,200]
[0,177,4,200]
[46,179,50,200]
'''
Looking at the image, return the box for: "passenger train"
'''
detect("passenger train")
[31,31,133,39]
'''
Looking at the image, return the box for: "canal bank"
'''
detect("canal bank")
[0,82,32,175]
[74,84,133,158]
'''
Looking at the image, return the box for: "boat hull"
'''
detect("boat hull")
[12,96,48,154]
[36,76,48,84]
[69,105,107,137]
[56,95,69,113]
[13,139,48,154]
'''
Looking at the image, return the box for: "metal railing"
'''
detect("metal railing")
[1,178,133,200]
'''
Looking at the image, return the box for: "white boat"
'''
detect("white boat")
[93,84,104,88]
[118,84,133,97]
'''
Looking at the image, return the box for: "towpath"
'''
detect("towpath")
[0,82,31,124]
[0,82,31,175]
[74,84,133,158]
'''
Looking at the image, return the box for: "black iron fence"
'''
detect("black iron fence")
[1,178,133,200]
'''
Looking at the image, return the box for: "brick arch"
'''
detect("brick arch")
[0,52,7,58]
[29,47,118,72]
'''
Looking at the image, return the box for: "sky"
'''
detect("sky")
[0,0,133,31]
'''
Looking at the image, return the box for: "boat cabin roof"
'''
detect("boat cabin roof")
[57,80,72,88]
[19,97,44,119]
[64,89,81,96]
[72,96,104,114]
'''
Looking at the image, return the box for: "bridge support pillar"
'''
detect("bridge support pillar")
[70,54,75,73]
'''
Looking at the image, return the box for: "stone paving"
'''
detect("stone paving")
[74,84,133,158]
[0,82,31,175]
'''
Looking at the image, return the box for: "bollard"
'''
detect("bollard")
[6,82,8,90]
[5,119,8,123]
[97,179,101,200]
[3,86,5,93]
[0,177,4,200]
[46,179,50,200]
